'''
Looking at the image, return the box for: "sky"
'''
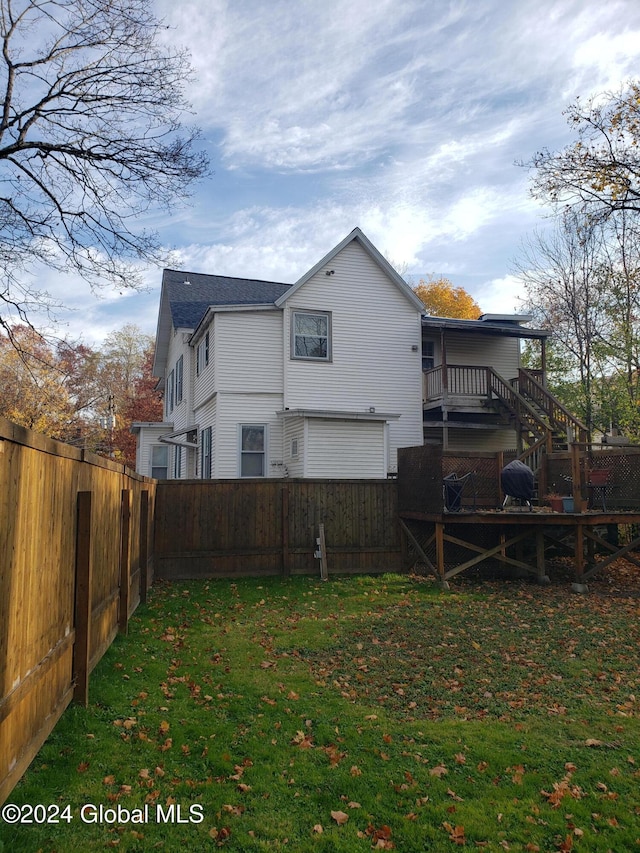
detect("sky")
[35,0,640,344]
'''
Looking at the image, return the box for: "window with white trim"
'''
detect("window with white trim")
[201,426,212,479]
[167,368,175,413]
[240,425,266,477]
[175,355,184,403]
[196,330,210,376]
[150,445,168,479]
[173,445,182,479]
[291,310,331,361]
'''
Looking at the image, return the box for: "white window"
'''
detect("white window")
[240,425,266,477]
[175,355,184,403]
[291,310,331,361]
[150,445,168,479]
[201,426,212,479]
[196,331,210,376]
[173,445,182,478]
[290,438,298,458]
[167,368,175,413]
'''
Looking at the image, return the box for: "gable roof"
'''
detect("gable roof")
[153,269,291,377]
[275,227,425,312]
[163,269,291,328]
[153,228,423,378]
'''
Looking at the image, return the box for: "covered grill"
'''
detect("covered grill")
[501,459,534,509]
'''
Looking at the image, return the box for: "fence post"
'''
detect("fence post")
[119,489,132,634]
[571,443,585,512]
[139,490,149,605]
[73,491,92,706]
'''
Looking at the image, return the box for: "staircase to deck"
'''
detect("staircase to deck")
[486,368,589,481]
[423,364,589,477]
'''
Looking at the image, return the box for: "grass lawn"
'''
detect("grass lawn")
[1,563,639,852]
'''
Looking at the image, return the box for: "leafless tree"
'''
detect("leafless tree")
[0,0,209,333]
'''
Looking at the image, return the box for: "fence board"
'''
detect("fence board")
[0,418,155,805]
[153,479,403,579]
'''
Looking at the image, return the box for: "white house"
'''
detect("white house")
[132,228,426,479]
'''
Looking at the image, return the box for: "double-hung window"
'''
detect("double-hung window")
[201,426,212,479]
[150,445,168,479]
[175,355,184,404]
[167,369,175,414]
[291,310,331,361]
[240,425,266,477]
[196,331,210,376]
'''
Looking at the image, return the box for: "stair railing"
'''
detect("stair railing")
[516,369,589,445]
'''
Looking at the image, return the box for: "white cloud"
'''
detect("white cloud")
[474,274,528,316]
[14,0,640,345]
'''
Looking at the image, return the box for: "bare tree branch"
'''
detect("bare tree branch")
[0,0,209,330]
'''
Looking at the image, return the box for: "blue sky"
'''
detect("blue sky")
[43,0,640,344]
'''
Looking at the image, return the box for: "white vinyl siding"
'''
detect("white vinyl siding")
[194,396,217,478]
[133,424,173,478]
[305,419,386,478]
[214,393,283,479]
[283,416,305,478]
[283,240,423,473]
[443,332,520,380]
[217,310,283,394]
[164,329,193,435]
[193,324,215,410]
[444,427,519,453]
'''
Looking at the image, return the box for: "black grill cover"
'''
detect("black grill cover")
[501,460,534,501]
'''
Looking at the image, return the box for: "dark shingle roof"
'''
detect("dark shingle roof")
[162,269,292,329]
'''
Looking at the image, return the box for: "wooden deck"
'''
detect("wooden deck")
[399,509,640,592]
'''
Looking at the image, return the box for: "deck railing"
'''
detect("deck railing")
[424,364,490,398]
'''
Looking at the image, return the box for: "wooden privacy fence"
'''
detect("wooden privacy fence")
[153,478,403,579]
[0,418,155,806]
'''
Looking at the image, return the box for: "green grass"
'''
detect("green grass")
[2,567,640,852]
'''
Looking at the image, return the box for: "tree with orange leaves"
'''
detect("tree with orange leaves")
[413,276,481,319]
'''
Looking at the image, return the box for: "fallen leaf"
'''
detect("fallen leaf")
[430,764,448,778]
[331,810,349,825]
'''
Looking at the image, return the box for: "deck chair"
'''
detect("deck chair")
[443,472,477,512]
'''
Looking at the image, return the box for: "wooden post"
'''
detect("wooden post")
[73,491,92,706]
[281,484,290,577]
[318,523,328,581]
[497,451,504,506]
[435,520,448,588]
[571,443,584,512]
[139,490,149,605]
[572,520,588,593]
[535,528,549,584]
[119,489,132,633]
